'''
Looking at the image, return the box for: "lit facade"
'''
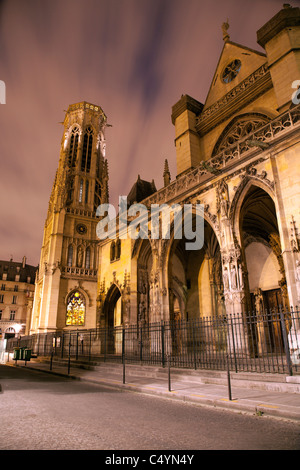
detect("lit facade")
[31,5,300,355]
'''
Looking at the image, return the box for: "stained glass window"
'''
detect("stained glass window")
[66,291,85,326]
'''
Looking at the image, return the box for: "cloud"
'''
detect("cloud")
[0,0,284,264]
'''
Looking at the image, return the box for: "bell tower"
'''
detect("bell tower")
[31,102,109,333]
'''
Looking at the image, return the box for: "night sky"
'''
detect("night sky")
[0,0,285,266]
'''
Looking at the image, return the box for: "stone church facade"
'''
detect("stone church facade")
[30,5,300,354]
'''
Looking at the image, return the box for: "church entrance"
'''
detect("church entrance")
[240,184,288,355]
[250,288,285,354]
[168,218,222,322]
[103,284,122,354]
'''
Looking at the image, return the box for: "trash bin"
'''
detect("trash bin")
[24,349,31,362]
[13,347,20,360]
[20,347,26,360]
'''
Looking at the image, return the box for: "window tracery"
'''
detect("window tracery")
[66,291,85,326]
[212,114,270,156]
[68,127,79,168]
[81,126,93,173]
[222,59,241,83]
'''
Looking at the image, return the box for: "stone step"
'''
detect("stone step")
[42,358,300,393]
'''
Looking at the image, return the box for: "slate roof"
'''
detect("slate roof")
[127,175,157,206]
[0,258,37,284]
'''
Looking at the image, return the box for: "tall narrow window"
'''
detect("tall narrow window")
[66,291,85,326]
[81,127,93,172]
[68,127,79,168]
[85,180,89,204]
[110,241,115,262]
[79,179,83,203]
[67,245,73,267]
[85,247,90,269]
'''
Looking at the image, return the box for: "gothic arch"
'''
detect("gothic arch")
[103,283,123,327]
[230,176,276,246]
[231,180,288,313]
[212,112,271,157]
[166,208,222,320]
[64,286,91,307]
[65,290,86,326]
[164,206,221,269]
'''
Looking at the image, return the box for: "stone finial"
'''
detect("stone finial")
[222,19,230,42]
[163,159,171,187]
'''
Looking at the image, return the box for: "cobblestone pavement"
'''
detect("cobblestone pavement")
[1,365,300,451]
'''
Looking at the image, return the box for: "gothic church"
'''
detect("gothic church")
[30,5,300,354]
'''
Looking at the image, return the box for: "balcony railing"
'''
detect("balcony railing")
[61,266,97,278]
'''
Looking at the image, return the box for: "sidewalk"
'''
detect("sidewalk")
[5,356,300,423]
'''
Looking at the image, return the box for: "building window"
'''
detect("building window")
[67,245,73,267]
[85,180,89,204]
[1,284,5,290]
[110,239,121,262]
[0,310,2,320]
[10,311,15,320]
[66,291,85,326]
[79,179,83,203]
[68,127,79,168]
[110,241,115,262]
[12,295,17,304]
[222,59,241,83]
[0,295,3,303]
[67,177,74,204]
[14,285,18,292]
[85,247,90,269]
[81,127,93,173]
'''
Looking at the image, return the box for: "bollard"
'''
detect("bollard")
[50,349,54,371]
[122,328,125,384]
[68,336,71,375]
[226,353,232,401]
[168,355,171,391]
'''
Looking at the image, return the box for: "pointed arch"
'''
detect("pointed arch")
[68,126,80,168]
[66,290,86,326]
[230,176,276,246]
[103,284,122,328]
[212,113,271,157]
[81,126,94,173]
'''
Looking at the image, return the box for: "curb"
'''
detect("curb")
[6,362,300,423]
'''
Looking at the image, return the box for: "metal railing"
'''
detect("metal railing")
[6,307,300,375]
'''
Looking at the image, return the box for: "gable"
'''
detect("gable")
[204,41,267,110]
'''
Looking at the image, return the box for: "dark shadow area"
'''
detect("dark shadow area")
[0,364,121,395]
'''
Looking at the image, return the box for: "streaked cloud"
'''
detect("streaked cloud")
[0,0,284,264]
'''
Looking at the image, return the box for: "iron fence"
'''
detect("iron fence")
[6,307,300,375]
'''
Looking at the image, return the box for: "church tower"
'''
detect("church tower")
[31,102,109,333]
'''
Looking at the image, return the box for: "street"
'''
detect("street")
[0,364,299,451]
